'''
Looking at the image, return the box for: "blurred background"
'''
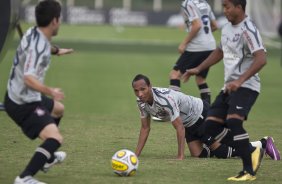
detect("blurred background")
[13,0,282,37]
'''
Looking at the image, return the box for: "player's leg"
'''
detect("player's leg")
[42,95,64,126]
[169,69,182,91]
[194,50,213,104]
[196,76,211,104]
[20,116,62,178]
[169,51,191,91]
[226,88,263,180]
[51,100,64,126]
[40,96,66,171]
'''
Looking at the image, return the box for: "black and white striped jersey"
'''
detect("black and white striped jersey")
[181,0,216,51]
[219,16,266,93]
[7,27,51,104]
[137,87,203,127]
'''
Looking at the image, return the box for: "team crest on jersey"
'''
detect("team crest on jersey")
[34,107,45,116]
[232,33,240,42]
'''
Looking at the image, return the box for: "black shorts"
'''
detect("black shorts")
[4,93,55,140]
[185,100,210,143]
[207,87,259,120]
[173,50,213,78]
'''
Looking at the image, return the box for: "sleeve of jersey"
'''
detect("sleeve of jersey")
[185,2,199,22]
[24,47,38,77]
[137,104,149,119]
[243,22,265,54]
[166,97,180,122]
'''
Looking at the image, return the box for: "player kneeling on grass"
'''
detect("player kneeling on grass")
[132,74,280,162]
[4,1,70,184]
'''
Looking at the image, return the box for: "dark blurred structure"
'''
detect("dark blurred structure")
[0,0,21,62]
[279,21,282,37]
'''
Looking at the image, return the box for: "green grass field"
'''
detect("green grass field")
[0,24,281,184]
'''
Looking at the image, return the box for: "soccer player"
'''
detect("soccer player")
[183,0,268,181]
[4,1,67,183]
[169,0,217,104]
[132,74,279,161]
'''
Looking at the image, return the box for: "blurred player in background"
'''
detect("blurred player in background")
[183,0,270,181]
[132,74,279,161]
[169,0,217,104]
[4,1,71,183]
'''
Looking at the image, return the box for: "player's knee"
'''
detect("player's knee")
[53,101,64,117]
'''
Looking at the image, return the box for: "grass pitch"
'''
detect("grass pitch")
[0,24,281,184]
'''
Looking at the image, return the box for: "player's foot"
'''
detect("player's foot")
[251,147,264,174]
[264,136,280,160]
[42,151,66,173]
[151,116,165,122]
[14,176,47,184]
[227,171,256,181]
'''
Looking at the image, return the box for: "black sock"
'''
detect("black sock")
[20,138,61,178]
[198,83,211,104]
[169,79,181,91]
[212,144,237,158]
[260,138,267,149]
[198,145,213,158]
[226,118,254,175]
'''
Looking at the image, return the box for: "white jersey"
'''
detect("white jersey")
[136,87,203,127]
[219,16,266,93]
[181,0,216,51]
[7,27,51,104]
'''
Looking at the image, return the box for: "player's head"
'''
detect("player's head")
[222,0,246,24]
[132,74,153,103]
[35,0,61,35]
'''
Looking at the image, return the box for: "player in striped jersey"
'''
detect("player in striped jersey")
[183,0,268,181]
[169,0,217,104]
[4,1,69,184]
[133,74,259,160]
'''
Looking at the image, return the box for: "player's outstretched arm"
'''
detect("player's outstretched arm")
[172,117,185,160]
[51,45,74,56]
[135,117,151,157]
[182,47,223,83]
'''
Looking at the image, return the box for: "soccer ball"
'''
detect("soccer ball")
[111,149,139,176]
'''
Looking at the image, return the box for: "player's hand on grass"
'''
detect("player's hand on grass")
[57,48,74,56]
[51,88,65,101]
[182,68,200,83]
[176,155,185,160]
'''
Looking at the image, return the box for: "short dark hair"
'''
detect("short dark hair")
[35,0,61,27]
[229,0,246,12]
[132,74,151,87]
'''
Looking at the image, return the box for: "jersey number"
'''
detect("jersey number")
[201,15,210,34]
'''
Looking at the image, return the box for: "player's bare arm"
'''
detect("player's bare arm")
[51,45,74,56]
[182,47,223,82]
[225,49,267,93]
[178,19,202,54]
[210,19,218,32]
[172,117,186,160]
[135,116,151,157]
[24,75,65,101]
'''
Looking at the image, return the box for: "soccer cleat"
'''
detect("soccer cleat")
[42,151,66,173]
[251,147,264,174]
[227,171,256,181]
[264,136,280,160]
[14,176,47,184]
